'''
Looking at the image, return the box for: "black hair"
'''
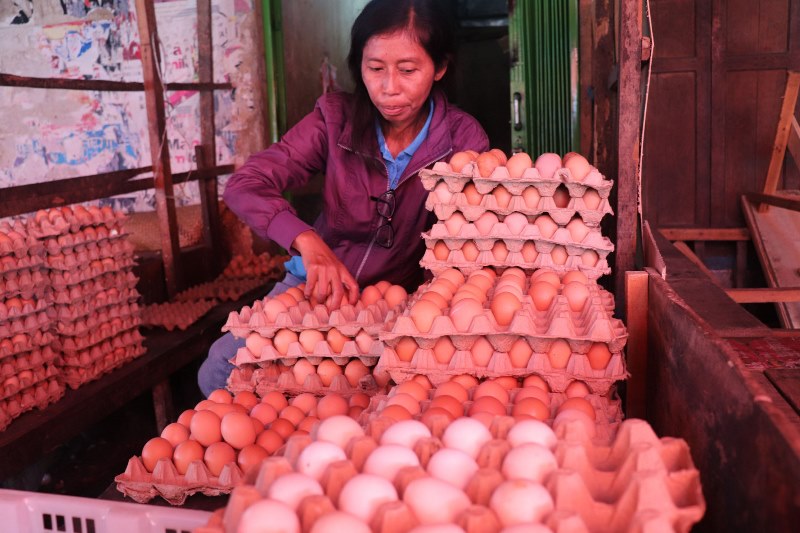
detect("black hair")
[346,0,456,156]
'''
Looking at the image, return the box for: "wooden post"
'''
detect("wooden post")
[615,0,643,318]
[152,380,174,434]
[578,0,594,156]
[625,271,648,419]
[197,0,223,275]
[135,0,181,298]
[760,71,800,212]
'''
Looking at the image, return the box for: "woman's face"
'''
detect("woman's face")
[361,30,446,130]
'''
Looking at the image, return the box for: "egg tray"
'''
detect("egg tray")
[54,312,142,338]
[141,299,219,331]
[234,338,383,367]
[27,207,127,238]
[0,363,60,402]
[62,343,146,389]
[221,253,288,280]
[223,298,403,338]
[51,287,141,319]
[0,255,46,278]
[419,162,615,198]
[420,250,611,279]
[115,456,244,505]
[50,268,138,292]
[0,295,52,320]
[378,347,626,396]
[56,327,145,358]
[0,377,65,432]
[0,346,59,377]
[45,253,136,274]
[175,277,269,303]
[40,223,127,250]
[42,233,134,257]
[228,364,382,399]
[0,221,43,259]
[426,190,614,227]
[0,310,52,337]
[60,340,145,371]
[0,269,49,300]
[0,330,55,359]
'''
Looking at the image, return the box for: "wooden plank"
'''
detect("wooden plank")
[578,0,593,157]
[151,380,174,433]
[760,71,800,211]
[672,241,719,284]
[642,220,666,278]
[735,239,747,288]
[742,196,800,328]
[787,117,800,171]
[658,227,750,241]
[765,368,800,416]
[746,192,800,213]
[0,72,232,92]
[726,288,800,304]
[135,0,181,298]
[615,0,643,318]
[625,271,648,419]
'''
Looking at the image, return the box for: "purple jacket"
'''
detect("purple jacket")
[223,89,489,291]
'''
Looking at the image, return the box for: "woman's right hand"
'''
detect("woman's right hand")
[292,230,359,310]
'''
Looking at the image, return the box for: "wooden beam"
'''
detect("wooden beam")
[672,241,719,284]
[625,271,649,419]
[615,0,643,318]
[760,71,800,212]
[578,0,594,157]
[658,227,750,241]
[787,116,800,171]
[726,288,800,304]
[0,72,231,92]
[135,0,181,298]
[746,192,800,213]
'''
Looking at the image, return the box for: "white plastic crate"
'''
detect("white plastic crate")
[0,489,212,533]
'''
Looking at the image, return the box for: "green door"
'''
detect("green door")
[509,0,579,155]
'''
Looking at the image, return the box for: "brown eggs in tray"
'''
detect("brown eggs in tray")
[221,253,288,280]
[28,205,126,238]
[0,363,59,401]
[0,377,64,431]
[0,220,42,259]
[0,254,45,278]
[115,389,368,505]
[0,346,59,379]
[0,330,55,358]
[175,277,267,303]
[0,268,48,299]
[234,328,382,367]
[61,342,146,389]
[53,306,141,337]
[0,295,50,320]
[141,299,218,331]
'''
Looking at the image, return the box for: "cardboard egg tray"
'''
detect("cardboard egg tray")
[0,295,51,320]
[0,377,65,431]
[42,232,133,257]
[54,311,141,337]
[234,338,383,367]
[0,330,55,358]
[141,299,219,331]
[223,298,402,338]
[228,363,382,398]
[419,161,614,198]
[0,255,45,278]
[50,269,137,293]
[62,342,146,389]
[0,346,59,378]
[221,253,288,280]
[0,363,59,401]
[56,327,144,357]
[175,277,268,303]
[0,268,48,299]
[27,206,126,238]
[377,346,626,395]
[45,252,135,273]
[52,287,140,316]
[425,189,614,227]
[0,220,43,258]
[0,311,52,337]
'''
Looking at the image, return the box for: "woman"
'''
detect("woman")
[198,0,489,396]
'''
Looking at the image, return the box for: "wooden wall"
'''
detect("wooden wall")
[644,0,800,228]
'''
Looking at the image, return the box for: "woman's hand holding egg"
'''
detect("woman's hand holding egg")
[293,230,359,310]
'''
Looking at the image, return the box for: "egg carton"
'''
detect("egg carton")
[54,312,142,337]
[0,310,52,337]
[234,337,383,367]
[0,346,59,377]
[0,296,52,320]
[52,287,140,318]
[0,269,49,299]
[228,364,382,399]
[426,190,614,227]
[175,277,268,303]
[0,363,59,401]
[50,268,138,292]
[61,339,145,370]
[0,220,43,258]
[0,377,65,432]
[115,456,244,505]
[0,330,55,358]
[221,253,288,280]
[27,206,127,238]
[62,343,146,389]
[377,346,626,395]
[56,327,144,357]
[420,249,611,279]
[42,234,134,257]
[0,254,45,277]
[141,299,219,331]
[223,298,402,338]
[45,253,135,274]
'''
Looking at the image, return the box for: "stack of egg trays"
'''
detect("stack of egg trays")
[361,383,624,444]
[31,207,146,389]
[378,282,627,395]
[221,252,288,280]
[175,276,268,303]
[141,299,219,331]
[0,220,63,430]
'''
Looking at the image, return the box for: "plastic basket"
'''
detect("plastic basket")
[0,489,211,533]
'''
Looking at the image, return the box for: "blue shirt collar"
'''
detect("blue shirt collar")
[375,99,435,189]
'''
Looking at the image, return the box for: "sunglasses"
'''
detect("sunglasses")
[370,189,396,248]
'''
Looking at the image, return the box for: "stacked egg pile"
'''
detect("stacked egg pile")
[221,253,287,280]
[223,283,408,398]
[0,220,62,430]
[115,388,371,504]
[29,206,145,389]
[198,411,704,532]
[141,299,218,331]
[378,267,626,395]
[418,151,614,277]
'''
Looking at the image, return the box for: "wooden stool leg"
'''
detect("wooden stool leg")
[152,380,174,433]
[625,271,649,419]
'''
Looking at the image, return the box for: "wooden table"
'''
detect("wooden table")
[0,283,271,481]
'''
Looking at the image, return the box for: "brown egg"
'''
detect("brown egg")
[562,281,590,312]
[449,298,484,333]
[432,336,457,364]
[451,374,480,389]
[430,395,465,419]
[531,268,561,286]
[444,212,468,235]
[587,342,612,370]
[492,185,512,208]
[273,329,299,355]
[317,360,343,386]
[418,291,447,311]
[434,181,454,203]
[515,386,550,405]
[506,152,533,179]
[290,393,318,414]
[250,403,279,425]
[467,272,494,293]
[534,152,562,180]
[461,240,480,261]
[355,330,375,353]
[298,416,320,432]
[161,423,189,447]
[548,340,572,369]
[534,215,558,239]
[490,292,522,327]
[173,439,204,474]
[521,187,541,211]
[285,287,305,302]
[433,241,450,261]
[141,437,173,472]
[221,411,257,449]
[449,151,475,173]
[237,444,270,475]
[410,300,442,333]
[263,299,289,321]
[522,374,550,391]
[361,285,382,306]
[317,394,349,419]
[551,246,569,265]
[190,410,222,446]
[468,396,507,417]
[475,212,499,236]
[262,390,289,411]
[562,271,589,285]
[299,329,324,353]
[462,183,483,205]
[208,389,233,404]
[492,241,509,261]
[557,397,596,420]
[275,293,298,310]
[565,154,592,181]
[395,336,419,362]
[412,374,433,389]
[529,281,558,311]
[421,406,456,427]
[394,380,429,402]
[204,441,237,476]
[177,409,195,427]
[553,185,571,208]
[257,429,285,454]
[344,359,370,387]
[234,391,259,411]
[326,329,348,354]
[270,418,296,439]
[470,337,495,366]
[434,381,469,403]
[477,152,502,177]
[292,359,316,385]
[565,380,591,398]
[380,404,413,422]
[280,405,306,426]
[387,393,421,416]
[384,285,408,308]
[581,250,600,266]
[582,189,602,210]
[508,338,533,368]
[512,398,550,420]
[456,283,487,302]
[350,392,371,409]
[474,380,510,405]
[493,376,520,390]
